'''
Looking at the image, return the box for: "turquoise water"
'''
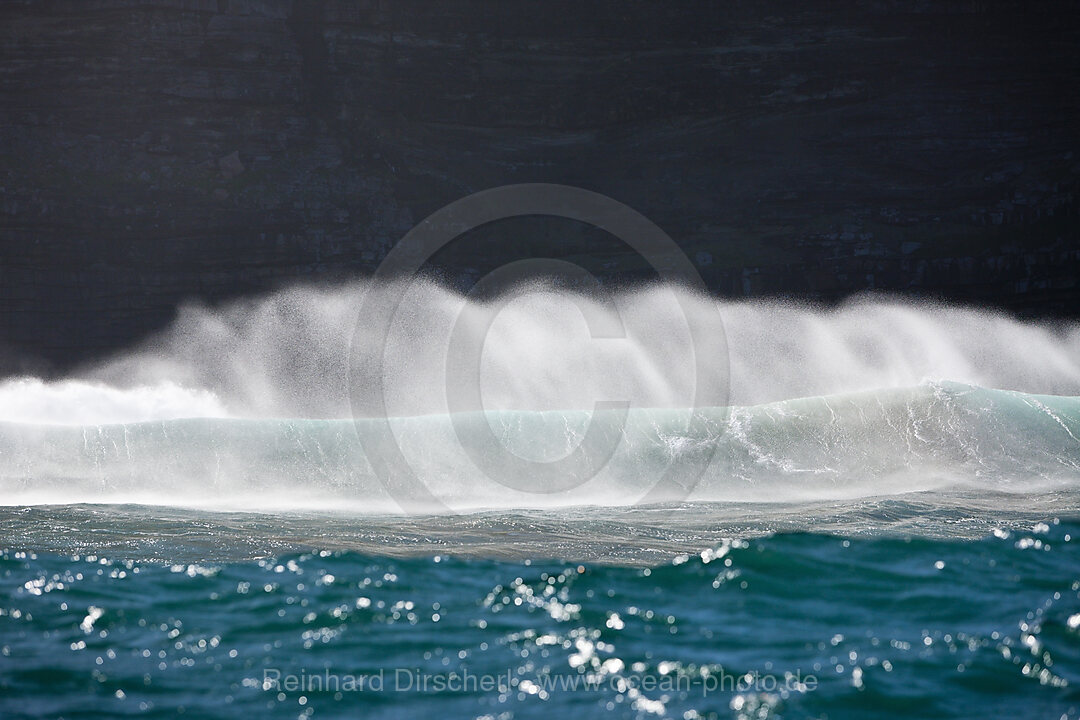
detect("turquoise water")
[1,382,1078,511]
[2,506,1079,719]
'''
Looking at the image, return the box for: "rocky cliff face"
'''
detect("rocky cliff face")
[1,0,1077,371]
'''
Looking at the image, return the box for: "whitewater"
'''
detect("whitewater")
[0,279,1077,518]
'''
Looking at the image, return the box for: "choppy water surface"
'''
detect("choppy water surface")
[1,504,1079,719]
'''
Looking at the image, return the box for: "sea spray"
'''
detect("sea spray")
[23,279,1079,420]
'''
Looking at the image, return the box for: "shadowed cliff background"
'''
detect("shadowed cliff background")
[0,0,1077,373]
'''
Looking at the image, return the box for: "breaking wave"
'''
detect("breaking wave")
[0,280,1077,512]
[0,381,1076,512]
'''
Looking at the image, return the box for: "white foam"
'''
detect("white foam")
[0,378,228,425]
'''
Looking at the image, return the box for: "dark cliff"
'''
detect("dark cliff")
[1,0,1078,372]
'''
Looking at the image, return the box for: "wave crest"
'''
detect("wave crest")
[0,382,1075,512]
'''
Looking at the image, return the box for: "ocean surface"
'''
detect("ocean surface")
[1,505,1079,719]
[1,289,1079,718]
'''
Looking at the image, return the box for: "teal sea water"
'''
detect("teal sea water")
[1,508,1079,719]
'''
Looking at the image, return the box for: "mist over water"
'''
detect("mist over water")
[7,278,1078,420]
[0,279,1078,513]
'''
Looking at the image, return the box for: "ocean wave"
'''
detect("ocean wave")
[0,381,1075,512]
[1,281,1078,513]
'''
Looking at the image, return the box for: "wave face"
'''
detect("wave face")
[0,280,1077,513]
[0,382,1076,512]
